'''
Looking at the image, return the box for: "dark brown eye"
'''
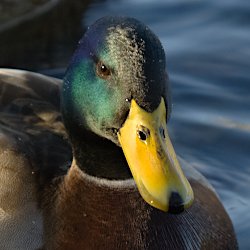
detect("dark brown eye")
[96,61,111,79]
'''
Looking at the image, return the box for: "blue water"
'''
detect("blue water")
[1,0,249,248]
[84,0,250,249]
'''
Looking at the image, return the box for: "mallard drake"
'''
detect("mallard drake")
[0,16,237,249]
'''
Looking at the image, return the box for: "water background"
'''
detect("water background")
[0,0,249,249]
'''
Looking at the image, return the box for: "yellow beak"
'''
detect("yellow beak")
[118,98,193,212]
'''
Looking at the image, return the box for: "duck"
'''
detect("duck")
[0,16,238,250]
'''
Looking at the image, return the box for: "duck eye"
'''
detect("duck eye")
[96,61,111,79]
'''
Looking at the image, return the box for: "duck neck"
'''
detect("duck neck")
[70,129,132,180]
[45,162,156,249]
[44,162,238,250]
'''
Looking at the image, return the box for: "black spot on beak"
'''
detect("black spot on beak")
[168,192,184,214]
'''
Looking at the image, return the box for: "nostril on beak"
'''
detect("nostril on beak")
[168,192,184,214]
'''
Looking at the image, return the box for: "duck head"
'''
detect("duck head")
[62,16,193,213]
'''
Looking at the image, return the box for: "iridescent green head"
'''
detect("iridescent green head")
[62,16,194,213]
[62,16,170,145]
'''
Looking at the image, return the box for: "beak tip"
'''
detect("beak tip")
[145,189,194,213]
[168,192,185,214]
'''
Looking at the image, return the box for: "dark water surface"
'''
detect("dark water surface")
[1,0,250,249]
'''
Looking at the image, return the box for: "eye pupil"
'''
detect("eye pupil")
[96,61,111,78]
[101,64,107,72]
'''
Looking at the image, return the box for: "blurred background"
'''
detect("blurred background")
[0,0,250,248]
